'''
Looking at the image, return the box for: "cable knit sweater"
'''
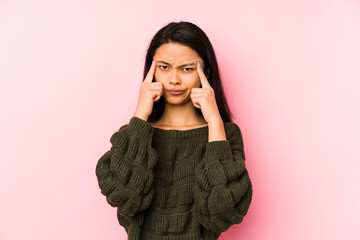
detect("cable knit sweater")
[95,117,252,240]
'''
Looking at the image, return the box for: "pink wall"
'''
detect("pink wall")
[1,0,359,239]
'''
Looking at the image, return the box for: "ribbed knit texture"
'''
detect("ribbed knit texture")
[96,117,252,240]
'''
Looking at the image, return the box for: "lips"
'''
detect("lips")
[167,89,185,95]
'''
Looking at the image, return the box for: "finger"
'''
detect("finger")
[144,60,156,83]
[191,88,211,99]
[154,94,162,102]
[191,87,201,92]
[152,83,163,101]
[149,83,163,91]
[196,61,211,89]
[191,99,201,109]
[190,94,202,109]
[190,93,206,99]
[191,88,209,94]
[151,82,163,94]
[153,89,163,102]
[193,103,201,109]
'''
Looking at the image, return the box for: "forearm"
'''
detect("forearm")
[95,117,158,217]
[195,123,252,232]
[194,140,252,232]
[207,118,226,142]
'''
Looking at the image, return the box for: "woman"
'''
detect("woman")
[96,21,252,240]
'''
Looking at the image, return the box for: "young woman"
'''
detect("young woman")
[96,21,252,240]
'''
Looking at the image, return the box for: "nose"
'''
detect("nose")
[169,70,181,85]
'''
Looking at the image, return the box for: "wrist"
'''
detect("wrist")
[208,119,226,142]
[134,110,149,121]
[207,116,223,127]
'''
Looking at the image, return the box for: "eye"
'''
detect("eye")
[182,67,193,72]
[159,65,169,70]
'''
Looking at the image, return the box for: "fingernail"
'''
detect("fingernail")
[152,60,155,64]
[197,61,201,68]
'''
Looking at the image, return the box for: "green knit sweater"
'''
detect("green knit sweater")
[96,117,252,240]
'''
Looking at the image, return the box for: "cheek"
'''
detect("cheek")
[184,73,201,88]
[195,77,201,87]
[154,71,165,83]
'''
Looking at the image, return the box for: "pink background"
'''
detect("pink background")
[1,0,359,239]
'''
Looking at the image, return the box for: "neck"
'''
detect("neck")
[155,101,206,128]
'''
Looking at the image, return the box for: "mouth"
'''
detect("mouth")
[167,89,185,95]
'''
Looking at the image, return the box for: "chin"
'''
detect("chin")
[165,100,186,105]
[164,96,190,106]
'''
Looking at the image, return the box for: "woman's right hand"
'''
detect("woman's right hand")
[134,61,163,121]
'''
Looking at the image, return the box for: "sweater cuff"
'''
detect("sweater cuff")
[124,117,153,143]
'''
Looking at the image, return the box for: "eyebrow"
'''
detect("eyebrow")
[157,60,197,68]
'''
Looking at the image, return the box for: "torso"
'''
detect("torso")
[139,126,209,239]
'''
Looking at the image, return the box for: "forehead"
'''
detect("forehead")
[154,43,200,64]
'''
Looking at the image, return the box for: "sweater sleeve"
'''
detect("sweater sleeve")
[95,117,158,218]
[194,123,252,233]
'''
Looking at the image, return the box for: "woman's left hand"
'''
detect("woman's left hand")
[190,62,222,124]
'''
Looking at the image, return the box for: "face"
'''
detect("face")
[153,42,204,106]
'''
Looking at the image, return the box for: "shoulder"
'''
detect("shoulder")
[117,117,152,132]
[224,122,245,155]
[224,122,243,139]
[110,117,153,144]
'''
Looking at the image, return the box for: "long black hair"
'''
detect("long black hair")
[143,21,232,122]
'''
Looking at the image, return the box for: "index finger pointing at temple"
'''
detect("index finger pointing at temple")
[196,61,210,89]
[144,60,156,83]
